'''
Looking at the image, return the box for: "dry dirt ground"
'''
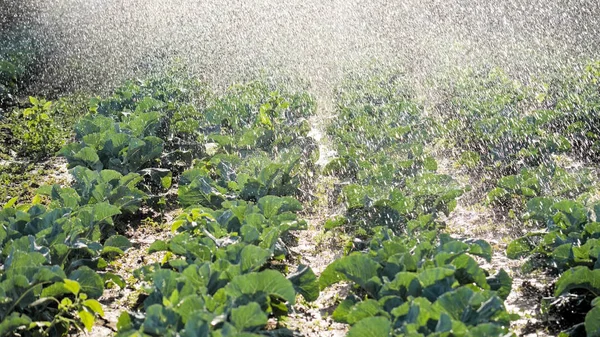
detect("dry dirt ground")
[274,100,349,336]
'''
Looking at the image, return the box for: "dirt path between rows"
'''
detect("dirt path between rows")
[435,153,552,337]
[284,93,350,336]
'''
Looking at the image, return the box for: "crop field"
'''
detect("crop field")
[2,1,600,337]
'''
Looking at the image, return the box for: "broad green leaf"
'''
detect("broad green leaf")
[64,279,81,295]
[288,264,319,302]
[101,247,126,258]
[553,200,587,228]
[439,240,469,255]
[347,316,391,337]
[466,239,493,262]
[475,296,505,323]
[74,147,103,171]
[525,197,556,222]
[0,313,32,336]
[585,222,600,237]
[319,253,381,295]
[333,297,357,323]
[586,305,600,337]
[124,111,162,137]
[342,184,370,209]
[105,235,132,252]
[3,197,18,209]
[148,240,169,253]
[116,312,133,331]
[5,250,47,280]
[32,265,66,284]
[74,115,114,138]
[139,168,172,191]
[451,255,489,289]
[418,267,455,287]
[83,299,105,317]
[486,269,512,300]
[497,175,519,190]
[324,215,348,230]
[258,107,273,129]
[69,267,104,299]
[178,176,226,209]
[554,266,600,297]
[379,272,421,300]
[162,175,173,190]
[180,311,210,337]
[521,187,537,197]
[78,310,95,331]
[434,287,474,322]
[142,304,180,335]
[126,136,164,172]
[240,225,260,243]
[486,188,508,204]
[239,245,271,273]
[257,195,285,219]
[230,302,268,331]
[80,202,121,225]
[423,157,438,171]
[174,295,205,324]
[51,185,81,208]
[225,270,296,306]
[103,272,126,289]
[134,97,164,113]
[346,299,384,324]
[506,237,535,259]
[418,267,456,302]
[151,269,179,300]
[101,133,130,161]
[41,282,71,298]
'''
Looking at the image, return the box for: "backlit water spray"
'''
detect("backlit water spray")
[3,1,600,336]
[11,0,600,98]
[15,0,599,167]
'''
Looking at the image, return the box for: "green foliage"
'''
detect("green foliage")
[548,61,600,161]
[548,268,600,337]
[507,199,600,272]
[320,229,513,335]
[485,163,597,219]
[0,161,55,203]
[44,166,147,213]
[325,69,468,239]
[439,69,562,174]
[59,113,165,174]
[178,153,304,209]
[120,194,315,336]
[505,185,600,335]
[318,68,528,336]
[83,76,320,336]
[440,64,600,180]
[6,97,65,159]
[0,27,38,108]
[116,265,301,336]
[0,196,129,335]
[153,195,305,258]
[9,62,600,336]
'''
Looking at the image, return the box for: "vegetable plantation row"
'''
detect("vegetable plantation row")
[1,62,600,337]
[1,77,321,336]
